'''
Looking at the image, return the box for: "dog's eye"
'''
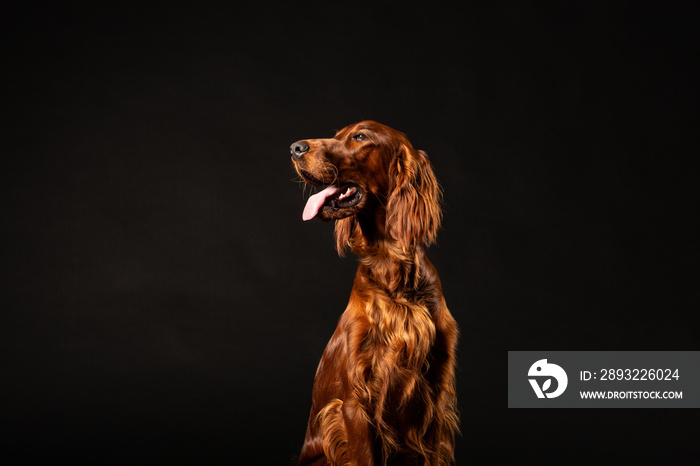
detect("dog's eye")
[352,133,367,141]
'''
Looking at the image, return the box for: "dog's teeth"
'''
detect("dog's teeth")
[336,186,356,202]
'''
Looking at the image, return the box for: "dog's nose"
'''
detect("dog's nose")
[290,141,309,160]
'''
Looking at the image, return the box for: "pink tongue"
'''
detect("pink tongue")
[303,185,340,221]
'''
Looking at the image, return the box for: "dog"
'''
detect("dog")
[291,121,458,465]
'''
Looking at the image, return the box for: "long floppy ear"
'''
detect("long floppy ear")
[386,144,442,248]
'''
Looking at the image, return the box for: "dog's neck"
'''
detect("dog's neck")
[351,213,426,297]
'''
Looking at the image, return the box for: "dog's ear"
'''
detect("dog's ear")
[386,144,442,249]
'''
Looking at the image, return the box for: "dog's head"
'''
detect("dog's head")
[291,121,441,254]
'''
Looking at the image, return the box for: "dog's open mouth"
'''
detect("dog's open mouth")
[302,182,363,221]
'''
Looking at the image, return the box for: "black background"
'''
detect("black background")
[2,2,697,464]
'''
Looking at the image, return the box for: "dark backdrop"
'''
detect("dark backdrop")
[2,2,697,464]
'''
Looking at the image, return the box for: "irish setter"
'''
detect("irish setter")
[290,121,458,465]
